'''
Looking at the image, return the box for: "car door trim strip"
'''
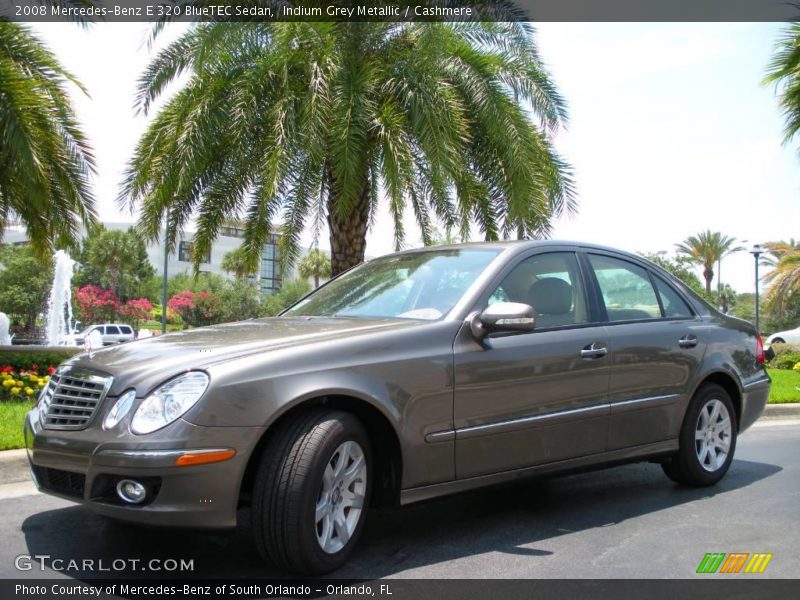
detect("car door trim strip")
[427,393,682,442]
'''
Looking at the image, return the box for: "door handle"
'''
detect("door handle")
[581,343,608,359]
[679,335,698,348]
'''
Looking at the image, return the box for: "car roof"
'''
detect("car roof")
[386,239,640,259]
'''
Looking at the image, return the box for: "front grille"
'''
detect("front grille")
[40,367,113,430]
[32,466,86,499]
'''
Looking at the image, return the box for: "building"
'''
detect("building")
[2,221,284,295]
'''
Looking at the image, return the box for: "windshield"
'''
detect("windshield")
[284,249,501,320]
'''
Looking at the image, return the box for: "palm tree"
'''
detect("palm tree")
[765,23,800,152]
[298,248,331,288]
[675,230,743,295]
[120,17,575,277]
[763,246,800,317]
[760,239,800,268]
[0,20,96,258]
[221,246,258,279]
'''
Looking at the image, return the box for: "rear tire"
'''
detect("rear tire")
[252,409,371,575]
[662,384,737,486]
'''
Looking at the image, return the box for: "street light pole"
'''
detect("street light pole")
[161,212,169,334]
[749,244,763,332]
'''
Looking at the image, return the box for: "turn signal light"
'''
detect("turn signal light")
[175,449,236,467]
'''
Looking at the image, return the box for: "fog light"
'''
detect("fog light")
[116,479,147,504]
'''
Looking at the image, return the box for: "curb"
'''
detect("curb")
[0,406,797,487]
[0,448,29,485]
[763,403,800,419]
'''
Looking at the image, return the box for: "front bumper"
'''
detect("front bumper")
[24,406,265,529]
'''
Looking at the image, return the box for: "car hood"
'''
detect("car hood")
[67,317,423,391]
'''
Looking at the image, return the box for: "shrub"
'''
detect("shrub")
[119,298,154,329]
[767,343,800,370]
[771,353,800,370]
[168,290,222,327]
[260,280,312,317]
[75,285,120,324]
[0,347,81,372]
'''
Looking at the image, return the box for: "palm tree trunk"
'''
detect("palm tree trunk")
[327,175,370,277]
[703,267,713,295]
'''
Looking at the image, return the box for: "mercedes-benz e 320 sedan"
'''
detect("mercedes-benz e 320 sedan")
[25,241,770,574]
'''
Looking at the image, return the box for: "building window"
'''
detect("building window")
[259,236,281,295]
[178,241,210,264]
[220,226,245,239]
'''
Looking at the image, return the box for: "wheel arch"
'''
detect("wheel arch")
[238,394,404,509]
[691,370,743,431]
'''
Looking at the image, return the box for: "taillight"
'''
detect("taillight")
[756,333,765,365]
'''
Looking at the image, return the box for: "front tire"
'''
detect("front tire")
[662,384,737,486]
[771,337,785,344]
[253,409,371,575]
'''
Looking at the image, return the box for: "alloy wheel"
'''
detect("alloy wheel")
[694,398,733,472]
[315,440,367,554]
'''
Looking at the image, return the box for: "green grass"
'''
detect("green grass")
[0,401,32,450]
[766,368,800,404]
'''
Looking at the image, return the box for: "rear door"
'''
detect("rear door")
[582,251,709,450]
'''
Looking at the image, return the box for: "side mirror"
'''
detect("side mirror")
[468,302,535,339]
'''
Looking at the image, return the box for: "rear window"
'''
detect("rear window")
[653,277,693,319]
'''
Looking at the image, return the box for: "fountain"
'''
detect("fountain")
[0,312,11,346]
[44,250,76,346]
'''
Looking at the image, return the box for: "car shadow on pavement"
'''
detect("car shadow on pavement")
[20,458,781,580]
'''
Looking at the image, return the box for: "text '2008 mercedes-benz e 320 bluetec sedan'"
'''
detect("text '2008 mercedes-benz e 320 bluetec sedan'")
[25,241,770,574]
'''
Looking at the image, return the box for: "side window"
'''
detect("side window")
[588,255,661,321]
[653,276,693,318]
[487,252,588,329]
[105,326,120,335]
[120,326,133,334]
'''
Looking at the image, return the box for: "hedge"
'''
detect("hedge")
[0,346,82,372]
[768,343,800,370]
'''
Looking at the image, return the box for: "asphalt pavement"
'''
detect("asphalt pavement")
[0,420,797,580]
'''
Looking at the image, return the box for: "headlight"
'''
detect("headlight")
[103,389,136,430]
[131,372,209,435]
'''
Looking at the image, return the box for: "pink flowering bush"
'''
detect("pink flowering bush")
[74,285,120,324]
[119,298,154,329]
[167,291,222,327]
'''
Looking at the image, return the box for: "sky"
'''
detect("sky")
[29,21,799,293]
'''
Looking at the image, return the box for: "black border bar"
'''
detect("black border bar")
[3,579,800,600]
[1,0,799,23]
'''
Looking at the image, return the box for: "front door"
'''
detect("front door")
[453,251,611,479]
